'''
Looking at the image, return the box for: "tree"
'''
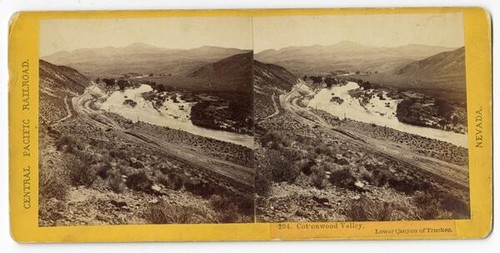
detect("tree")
[95,77,101,83]
[310,76,322,85]
[359,81,372,89]
[117,79,128,91]
[324,77,337,88]
[102,78,116,87]
[156,84,166,92]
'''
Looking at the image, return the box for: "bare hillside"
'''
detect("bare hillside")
[254,60,297,92]
[189,52,253,93]
[352,47,466,101]
[396,47,465,76]
[39,60,91,123]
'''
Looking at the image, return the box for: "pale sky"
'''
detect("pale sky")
[253,13,464,52]
[40,17,253,56]
[40,13,464,56]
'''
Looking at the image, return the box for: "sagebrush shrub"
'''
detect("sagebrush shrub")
[345,197,393,221]
[270,154,299,183]
[126,171,152,192]
[161,173,183,190]
[209,194,254,223]
[39,164,69,200]
[144,200,206,224]
[68,156,98,186]
[329,168,356,188]
[108,170,125,193]
[310,166,327,189]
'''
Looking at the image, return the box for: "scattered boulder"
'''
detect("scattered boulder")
[350,195,361,200]
[110,200,128,208]
[333,155,350,165]
[159,165,171,174]
[129,158,144,169]
[150,184,165,196]
[354,180,365,189]
[95,214,107,221]
[137,155,148,162]
[325,171,332,179]
[295,209,308,217]
[312,196,329,205]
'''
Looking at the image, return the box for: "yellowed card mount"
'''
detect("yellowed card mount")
[9,8,492,242]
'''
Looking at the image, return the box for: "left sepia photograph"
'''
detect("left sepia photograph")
[38,17,255,226]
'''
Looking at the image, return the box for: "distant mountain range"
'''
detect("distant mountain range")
[40,41,465,102]
[255,41,456,76]
[42,43,251,78]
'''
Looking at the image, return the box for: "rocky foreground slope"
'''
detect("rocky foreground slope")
[38,60,254,226]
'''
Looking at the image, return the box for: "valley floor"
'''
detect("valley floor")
[39,79,470,225]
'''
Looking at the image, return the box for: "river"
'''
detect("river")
[308,81,468,148]
[100,84,254,148]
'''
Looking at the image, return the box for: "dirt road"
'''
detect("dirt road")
[52,96,73,126]
[260,92,280,122]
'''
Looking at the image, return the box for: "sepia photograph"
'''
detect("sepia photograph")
[38,17,255,226]
[253,13,470,222]
[38,13,471,226]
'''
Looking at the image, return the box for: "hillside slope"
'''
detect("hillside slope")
[351,47,466,101]
[253,61,297,119]
[396,46,465,76]
[254,60,297,92]
[39,60,91,123]
[188,52,253,93]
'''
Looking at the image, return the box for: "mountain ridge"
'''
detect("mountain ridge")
[42,44,251,78]
[255,41,457,76]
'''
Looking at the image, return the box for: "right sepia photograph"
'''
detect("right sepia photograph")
[253,13,470,222]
